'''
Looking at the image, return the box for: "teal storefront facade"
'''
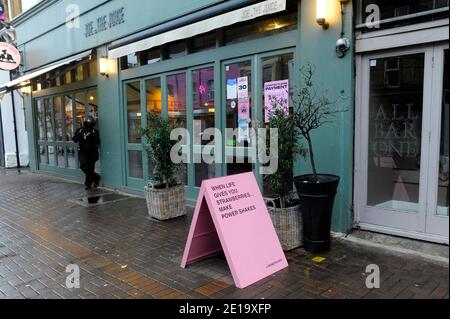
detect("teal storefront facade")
[11,0,354,233]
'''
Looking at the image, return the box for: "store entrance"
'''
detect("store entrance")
[355,45,449,243]
[34,88,100,177]
[123,49,295,199]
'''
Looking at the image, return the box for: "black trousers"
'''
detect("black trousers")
[79,151,100,187]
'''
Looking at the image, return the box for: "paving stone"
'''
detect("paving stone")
[0,169,448,299]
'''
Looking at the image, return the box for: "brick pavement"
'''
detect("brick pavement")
[0,169,448,299]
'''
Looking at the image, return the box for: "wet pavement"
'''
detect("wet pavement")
[0,169,448,299]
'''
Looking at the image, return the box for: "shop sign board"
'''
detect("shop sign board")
[264,80,289,123]
[181,173,288,289]
[0,42,21,71]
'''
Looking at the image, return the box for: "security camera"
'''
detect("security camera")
[336,37,351,58]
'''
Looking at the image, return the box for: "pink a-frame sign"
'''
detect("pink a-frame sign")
[181,172,288,289]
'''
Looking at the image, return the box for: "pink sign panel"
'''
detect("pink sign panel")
[181,172,288,289]
[264,80,289,123]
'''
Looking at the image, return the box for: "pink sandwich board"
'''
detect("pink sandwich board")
[181,172,288,289]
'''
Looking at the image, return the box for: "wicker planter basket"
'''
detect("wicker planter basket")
[267,203,304,251]
[144,183,186,220]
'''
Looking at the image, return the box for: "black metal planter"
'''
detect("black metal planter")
[294,174,340,253]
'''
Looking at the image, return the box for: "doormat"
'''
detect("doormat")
[70,193,132,207]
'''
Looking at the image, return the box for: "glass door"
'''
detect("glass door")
[426,46,449,238]
[357,45,449,242]
[223,59,255,176]
[358,48,432,234]
[192,65,218,187]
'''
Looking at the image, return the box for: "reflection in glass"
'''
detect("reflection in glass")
[146,78,162,120]
[146,78,162,180]
[127,82,142,144]
[57,146,65,168]
[193,67,215,146]
[193,67,216,187]
[167,73,187,184]
[67,146,77,169]
[225,2,297,45]
[75,92,86,129]
[39,145,47,165]
[87,90,98,126]
[128,150,143,179]
[65,95,74,141]
[367,54,425,212]
[438,49,449,217]
[54,96,64,141]
[48,146,56,166]
[45,98,54,142]
[36,100,45,141]
[225,61,254,176]
[261,53,294,196]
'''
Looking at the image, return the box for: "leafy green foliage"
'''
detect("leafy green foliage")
[142,114,183,188]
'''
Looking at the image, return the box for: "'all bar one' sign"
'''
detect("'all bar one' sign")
[181,172,288,289]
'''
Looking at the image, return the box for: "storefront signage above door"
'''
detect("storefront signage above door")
[181,173,288,289]
[85,7,125,38]
[0,42,21,71]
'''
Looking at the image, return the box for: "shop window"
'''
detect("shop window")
[48,146,56,166]
[54,96,64,142]
[128,150,143,179]
[261,53,294,197]
[145,78,162,180]
[75,65,84,82]
[38,145,47,165]
[193,32,217,53]
[360,0,449,31]
[44,98,54,142]
[88,59,98,79]
[166,41,187,60]
[64,95,74,142]
[75,92,86,129]
[384,59,400,88]
[87,90,98,127]
[167,73,188,184]
[193,67,216,187]
[126,82,142,144]
[225,61,254,176]
[36,99,45,141]
[140,48,161,66]
[57,146,65,168]
[225,2,297,45]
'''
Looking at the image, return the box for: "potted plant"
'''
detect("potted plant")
[141,114,186,220]
[293,64,346,253]
[263,96,307,251]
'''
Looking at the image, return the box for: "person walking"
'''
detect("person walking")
[73,116,101,190]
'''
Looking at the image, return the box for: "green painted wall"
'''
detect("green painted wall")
[296,0,354,233]
[18,0,355,233]
[14,0,225,71]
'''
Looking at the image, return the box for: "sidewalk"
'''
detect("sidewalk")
[0,169,448,299]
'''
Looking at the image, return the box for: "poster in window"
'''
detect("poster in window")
[264,80,289,123]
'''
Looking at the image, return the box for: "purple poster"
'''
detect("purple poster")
[264,80,289,123]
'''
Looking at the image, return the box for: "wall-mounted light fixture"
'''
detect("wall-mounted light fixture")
[316,0,329,29]
[36,82,42,92]
[99,57,112,78]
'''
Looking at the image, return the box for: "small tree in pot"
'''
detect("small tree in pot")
[263,96,307,251]
[293,63,346,253]
[141,114,186,220]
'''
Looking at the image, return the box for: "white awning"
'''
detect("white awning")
[108,0,286,59]
[0,50,92,91]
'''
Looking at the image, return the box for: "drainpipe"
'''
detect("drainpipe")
[9,71,21,171]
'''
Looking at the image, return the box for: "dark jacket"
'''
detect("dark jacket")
[72,127,100,154]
